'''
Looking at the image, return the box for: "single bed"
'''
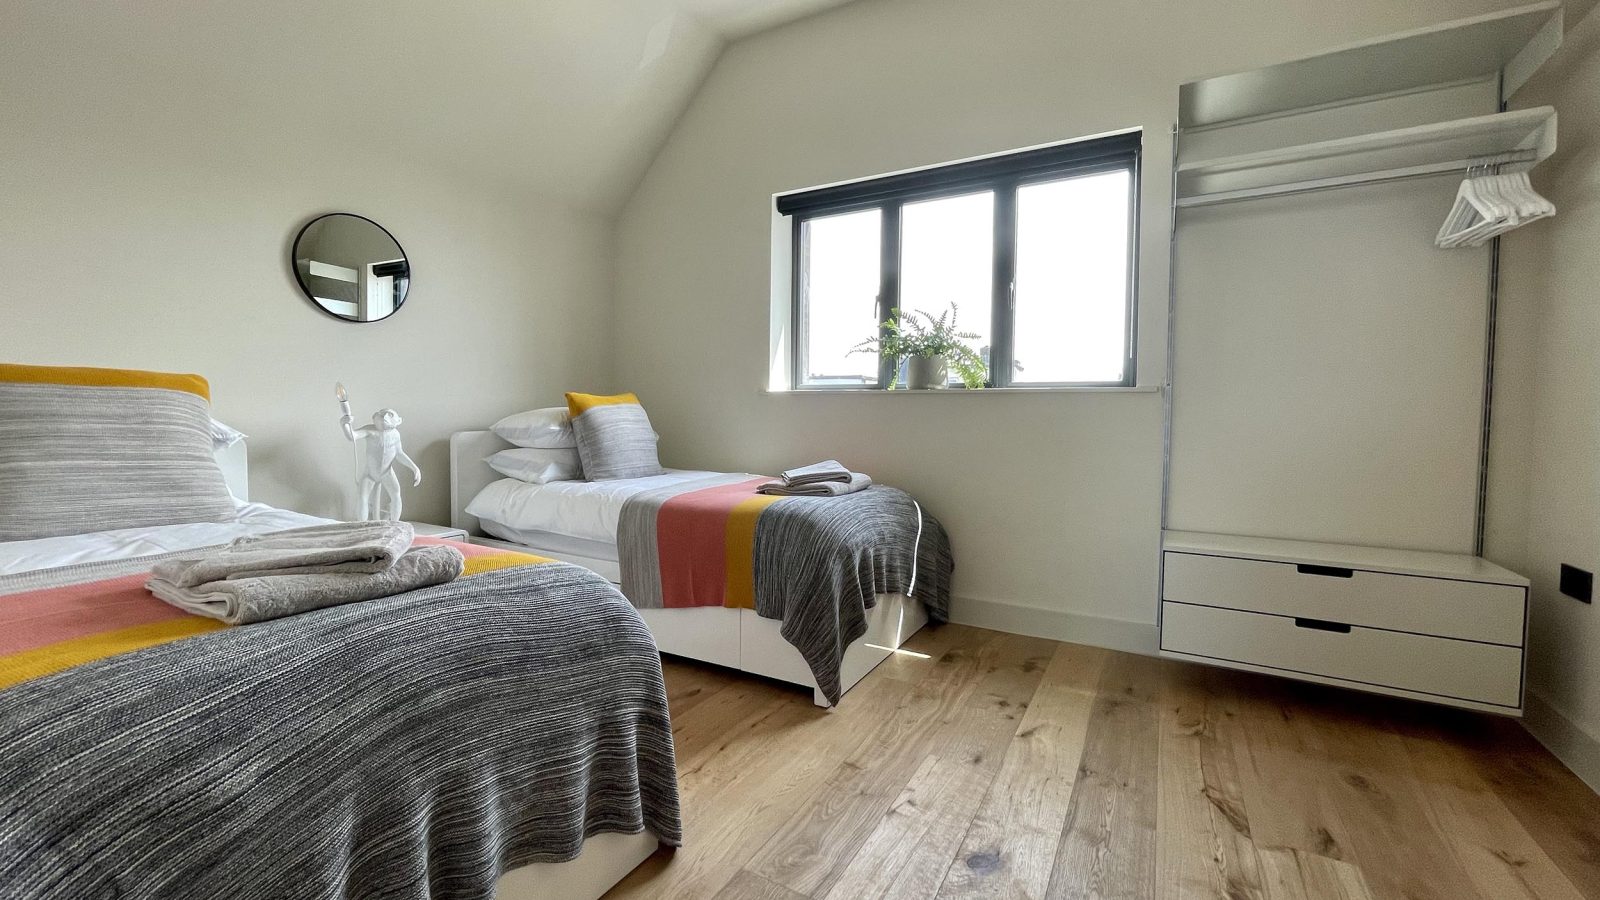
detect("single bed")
[450,429,945,707]
[0,439,672,900]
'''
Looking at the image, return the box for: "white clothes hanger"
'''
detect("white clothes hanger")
[1436,164,1501,248]
[1463,171,1553,246]
[1452,173,1519,247]
[1436,159,1554,249]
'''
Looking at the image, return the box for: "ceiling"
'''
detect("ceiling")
[678,0,865,37]
[4,0,860,213]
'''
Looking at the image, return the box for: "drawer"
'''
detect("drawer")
[1161,601,1523,708]
[1163,551,1525,646]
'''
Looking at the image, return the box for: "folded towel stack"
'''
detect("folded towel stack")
[146,521,465,625]
[759,460,874,497]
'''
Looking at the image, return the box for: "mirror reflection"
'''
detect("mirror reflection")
[293,213,410,322]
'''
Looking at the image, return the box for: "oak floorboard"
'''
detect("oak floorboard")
[1289,691,1488,900]
[1397,724,1586,900]
[815,634,1056,900]
[1153,666,1267,900]
[875,623,985,684]
[660,656,738,719]
[609,671,915,899]
[711,871,811,900]
[604,627,1600,900]
[1456,719,1600,896]
[745,629,1006,895]
[1223,674,1358,865]
[1254,849,1374,900]
[935,642,1107,900]
[1043,652,1162,900]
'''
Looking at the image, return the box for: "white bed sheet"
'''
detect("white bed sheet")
[478,523,623,564]
[464,470,738,546]
[0,502,332,575]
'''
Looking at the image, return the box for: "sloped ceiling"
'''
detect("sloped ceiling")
[3,0,858,213]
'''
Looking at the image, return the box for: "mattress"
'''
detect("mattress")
[465,469,737,546]
[0,501,331,575]
[479,521,622,563]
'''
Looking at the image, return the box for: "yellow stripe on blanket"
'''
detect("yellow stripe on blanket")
[0,617,225,691]
[462,550,554,577]
[722,493,784,609]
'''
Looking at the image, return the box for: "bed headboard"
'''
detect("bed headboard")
[450,430,514,534]
[216,440,249,503]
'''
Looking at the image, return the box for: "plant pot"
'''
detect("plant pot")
[907,354,949,390]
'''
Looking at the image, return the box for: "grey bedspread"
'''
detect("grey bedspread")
[753,487,953,703]
[617,476,952,704]
[0,557,682,900]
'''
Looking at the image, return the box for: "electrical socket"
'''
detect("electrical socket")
[1559,564,1592,604]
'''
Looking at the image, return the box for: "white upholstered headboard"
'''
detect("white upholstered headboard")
[215,440,249,503]
[449,430,514,534]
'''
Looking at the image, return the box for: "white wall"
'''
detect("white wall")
[1169,174,1493,553]
[615,0,1525,644]
[1498,8,1600,782]
[0,27,614,523]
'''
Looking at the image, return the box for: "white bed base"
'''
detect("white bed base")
[494,831,658,900]
[210,439,664,900]
[450,430,930,708]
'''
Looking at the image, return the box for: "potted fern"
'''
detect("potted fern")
[852,304,988,389]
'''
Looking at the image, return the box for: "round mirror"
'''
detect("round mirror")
[292,213,410,322]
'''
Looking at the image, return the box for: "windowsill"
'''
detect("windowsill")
[763,385,1161,395]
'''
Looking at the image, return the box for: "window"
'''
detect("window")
[779,131,1140,389]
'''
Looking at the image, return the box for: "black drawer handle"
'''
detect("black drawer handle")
[1296,563,1353,578]
[1294,617,1352,634]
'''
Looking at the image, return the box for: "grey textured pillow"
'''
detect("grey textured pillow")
[0,365,238,541]
[565,392,665,481]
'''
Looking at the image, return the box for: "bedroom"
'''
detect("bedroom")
[1,0,1598,898]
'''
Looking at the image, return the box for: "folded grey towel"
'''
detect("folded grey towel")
[759,472,873,496]
[780,460,852,486]
[147,545,465,625]
[153,521,415,588]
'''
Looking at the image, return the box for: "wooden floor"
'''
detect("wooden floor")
[605,624,1600,900]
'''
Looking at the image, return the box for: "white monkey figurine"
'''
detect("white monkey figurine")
[336,382,421,521]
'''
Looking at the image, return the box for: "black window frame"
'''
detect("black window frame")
[779,130,1142,390]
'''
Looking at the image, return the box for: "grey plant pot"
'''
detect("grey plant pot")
[907,354,949,390]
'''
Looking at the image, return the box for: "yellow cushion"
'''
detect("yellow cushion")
[0,363,210,401]
[565,391,640,418]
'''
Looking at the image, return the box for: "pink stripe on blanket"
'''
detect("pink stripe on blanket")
[413,536,499,556]
[655,477,770,609]
[0,573,188,655]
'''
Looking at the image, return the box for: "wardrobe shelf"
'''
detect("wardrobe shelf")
[1175,106,1557,207]
[1180,0,1562,129]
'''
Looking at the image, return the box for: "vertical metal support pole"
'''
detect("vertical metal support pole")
[1473,76,1506,558]
[1157,123,1182,630]
[1161,124,1180,532]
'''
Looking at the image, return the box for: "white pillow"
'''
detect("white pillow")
[492,407,576,449]
[487,447,583,484]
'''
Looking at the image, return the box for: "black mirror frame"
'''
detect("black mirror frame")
[291,212,411,324]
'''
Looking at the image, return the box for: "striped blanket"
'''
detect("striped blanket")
[0,539,682,900]
[618,476,952,703]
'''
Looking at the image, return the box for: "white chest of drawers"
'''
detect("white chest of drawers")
[1159,531,1529,714]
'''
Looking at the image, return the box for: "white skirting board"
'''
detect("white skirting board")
[948,594,1160,656]
[1522,690,1600,796]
